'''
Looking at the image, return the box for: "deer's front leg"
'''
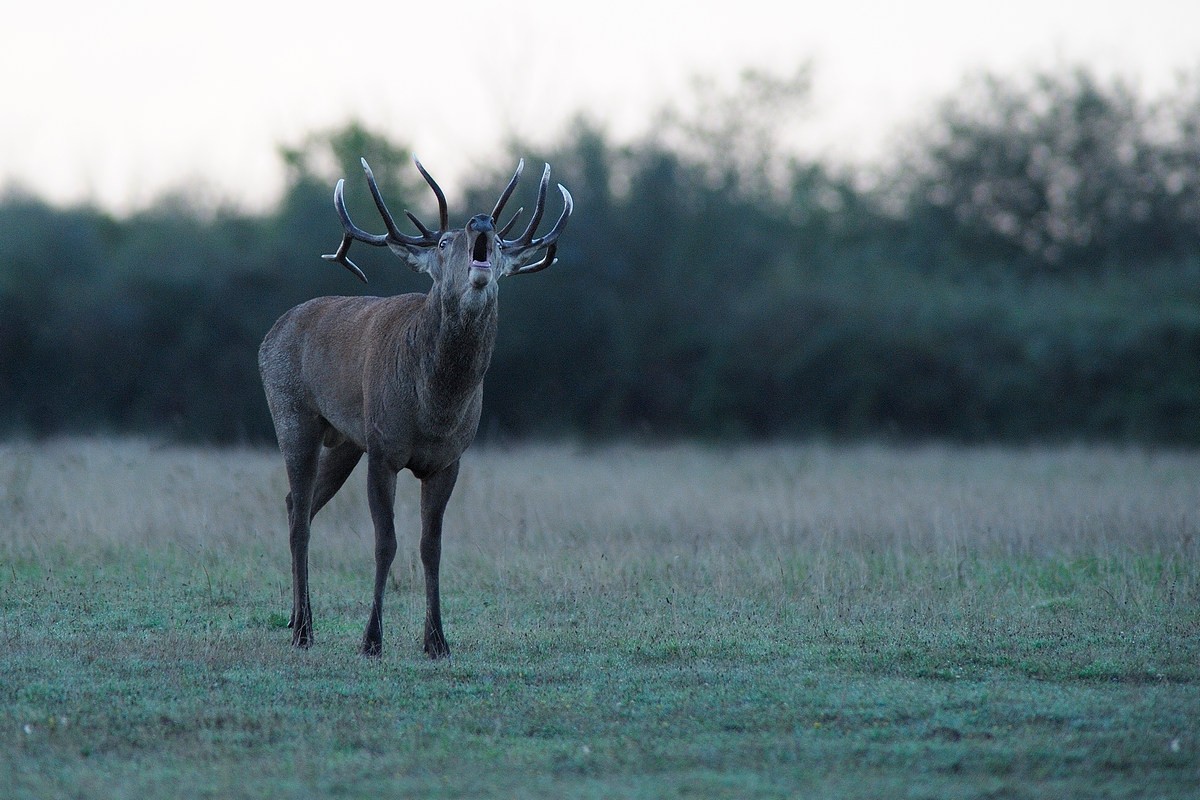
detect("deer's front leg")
[420,460,460,659]
[362,454,398,657]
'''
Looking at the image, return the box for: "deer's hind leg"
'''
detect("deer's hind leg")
[277,414,324,648]
[309,439,364,522]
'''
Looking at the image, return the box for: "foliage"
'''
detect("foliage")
[895,67,1200,271]
[1,65,1199,443]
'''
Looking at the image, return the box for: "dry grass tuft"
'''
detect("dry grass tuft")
[4,437,1195,597]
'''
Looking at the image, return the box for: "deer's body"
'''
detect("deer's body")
[261,291,495,474]
[259,157,569,657]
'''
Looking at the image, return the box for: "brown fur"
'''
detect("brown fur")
[259,166,569,658]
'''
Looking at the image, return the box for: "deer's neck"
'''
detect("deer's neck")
[411,290,498,423]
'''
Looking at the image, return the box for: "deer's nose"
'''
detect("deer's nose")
[467,214,494,234]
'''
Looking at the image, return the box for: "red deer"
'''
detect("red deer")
[259,156,571,657]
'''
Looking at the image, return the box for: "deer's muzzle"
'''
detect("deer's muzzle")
[468,214,494,276]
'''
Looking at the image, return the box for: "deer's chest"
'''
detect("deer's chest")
[402,423,478,478]
[365,392,483,478]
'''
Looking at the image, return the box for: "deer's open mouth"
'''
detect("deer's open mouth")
[471,233,491,268]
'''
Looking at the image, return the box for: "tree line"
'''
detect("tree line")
[2,65,1199,444]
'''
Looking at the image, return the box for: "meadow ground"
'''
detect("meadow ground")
[1,438,1197,798]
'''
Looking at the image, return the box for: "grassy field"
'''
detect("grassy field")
[1,438,1197,798]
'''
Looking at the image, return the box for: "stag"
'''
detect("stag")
[259,156,571,658]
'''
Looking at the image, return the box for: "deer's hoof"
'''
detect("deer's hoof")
[423,632,450,659]
[291,617,314,648]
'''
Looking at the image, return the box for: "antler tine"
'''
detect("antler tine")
[528,185,573,249]
[321,232,369,283]
[404,211,439,239]
[507,242,558,277]
[490,159,524,224]
[360,159,407,242]
[358,158,440,246]
[507,163,552,247]
[331,177,389,246]
[320,178,377,282]
[413,157,449,233]
[498,207,524,238]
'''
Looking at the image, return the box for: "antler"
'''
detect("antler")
[322,157,449,282]
[498,163,574,277]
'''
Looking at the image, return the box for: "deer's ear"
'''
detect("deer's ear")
[387,241,439,275]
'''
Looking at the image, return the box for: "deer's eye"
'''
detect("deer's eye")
[439,236,453,250]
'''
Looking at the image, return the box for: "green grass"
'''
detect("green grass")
[1,439,1198,798]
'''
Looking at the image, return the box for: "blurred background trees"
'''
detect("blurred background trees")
[2,63,1198,444]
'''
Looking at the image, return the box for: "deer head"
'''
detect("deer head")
[322,157,573,289]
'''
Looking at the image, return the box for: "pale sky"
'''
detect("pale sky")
[4,0,1200,213]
